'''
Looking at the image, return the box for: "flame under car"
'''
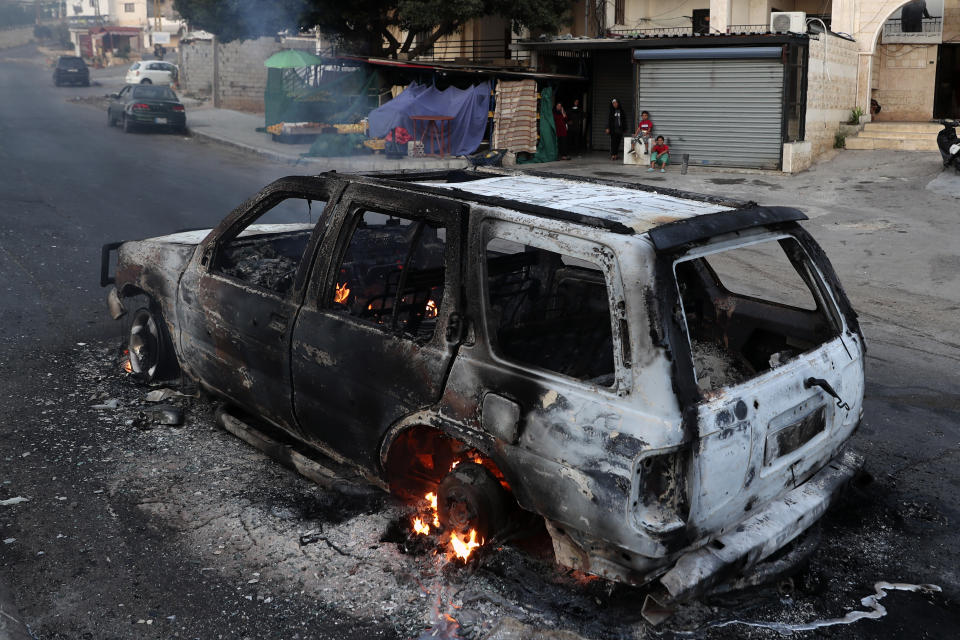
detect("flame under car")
[100,170,865,614]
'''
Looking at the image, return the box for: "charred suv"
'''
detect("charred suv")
[100,170,865,612]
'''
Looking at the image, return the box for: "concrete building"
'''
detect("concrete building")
[515,1,959,171]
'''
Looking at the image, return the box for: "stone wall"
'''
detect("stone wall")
[783,33,859,173]
[945,0,960,42]
[178,36,315,112]
[871,44,939,121]
[178,39,213,95]
[805,33,859,157]
[0,26,33,50]
[216,37,283,112]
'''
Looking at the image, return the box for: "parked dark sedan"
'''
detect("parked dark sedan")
[52,55,89,86]
[107,84,186,133]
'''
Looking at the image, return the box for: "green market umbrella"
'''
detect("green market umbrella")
[264,49,324,68]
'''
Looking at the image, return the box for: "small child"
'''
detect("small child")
[632,111,653,154]
[648,136,669,173]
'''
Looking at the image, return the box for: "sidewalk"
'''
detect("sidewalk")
[186,107,469,171]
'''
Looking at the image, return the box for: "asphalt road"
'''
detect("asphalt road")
[1,42,960,640]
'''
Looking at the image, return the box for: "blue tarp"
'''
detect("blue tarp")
[368,81,490,156]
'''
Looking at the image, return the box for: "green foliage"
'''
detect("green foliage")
[834,132,846,149]
[848,106,864,125]
[174,0,574,57]
[173,0,308,43]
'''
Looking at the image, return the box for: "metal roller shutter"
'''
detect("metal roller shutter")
[636,58,784,169]
[591,50,635,154]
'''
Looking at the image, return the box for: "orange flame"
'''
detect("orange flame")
[425,299,438,318]
[426,491,440,528]
[123,359,133,373]
[334,282,350,304]
[412,517,430,536]
[450,529,481,561]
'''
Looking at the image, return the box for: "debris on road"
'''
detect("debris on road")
[0,496,29,506]
[144,388,185,402]
[90,398,118,410]
[144,404,183,426]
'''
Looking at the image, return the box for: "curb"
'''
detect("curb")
[0,579,32,640]
[188,127,307,166]
[187,127,471,172]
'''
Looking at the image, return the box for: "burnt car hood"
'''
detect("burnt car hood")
[114,224,314,301]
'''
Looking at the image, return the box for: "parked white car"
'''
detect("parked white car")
[124,60,178,85]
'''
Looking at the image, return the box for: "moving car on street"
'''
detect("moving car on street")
[100,170,866,619]
[124,60,178,85]
[107,84,186,133]
[52,55,89,87]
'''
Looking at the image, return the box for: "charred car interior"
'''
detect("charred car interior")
[100,168,866,621]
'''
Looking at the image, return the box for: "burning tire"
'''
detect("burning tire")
[128,305,177,383]
[437,462,509,542]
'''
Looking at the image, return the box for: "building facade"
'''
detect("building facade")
[517,0,959,171]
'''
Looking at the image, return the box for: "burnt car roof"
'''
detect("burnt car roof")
[334,169,806,246]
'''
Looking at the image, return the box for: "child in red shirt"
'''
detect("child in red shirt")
[632,110,653,154]
[648,136,669,173]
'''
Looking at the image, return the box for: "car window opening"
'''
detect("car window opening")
[486,239,616,387]
[132,86,177,100]
[674,236,838,394]
[332,210,446,342]
[216,197,326,294]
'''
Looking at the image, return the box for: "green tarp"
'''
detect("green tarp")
[264,66,378,128]
[517,86,558,164]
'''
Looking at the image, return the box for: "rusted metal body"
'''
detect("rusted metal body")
[101,169,865,604]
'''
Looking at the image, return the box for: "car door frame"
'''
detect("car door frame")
[109,85,131,121]
[176,175,347,433]
[290,181,469,468]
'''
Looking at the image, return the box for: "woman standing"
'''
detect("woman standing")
[606,98,627,161]
[554,102,570,161]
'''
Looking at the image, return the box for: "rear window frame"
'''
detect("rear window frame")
[669,229,847,393]
[479,217,631,395]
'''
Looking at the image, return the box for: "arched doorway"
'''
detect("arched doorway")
[865,1,950,121]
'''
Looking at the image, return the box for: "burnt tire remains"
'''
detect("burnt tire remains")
[438,462,509,542]
[127,306,176,383]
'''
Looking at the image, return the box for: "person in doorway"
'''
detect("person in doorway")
[568,98,584,154]
[554,103,571,160]
[606,98,627,160]
[631,110,654,155]
[900,0,932,33]
[648,135,669,173]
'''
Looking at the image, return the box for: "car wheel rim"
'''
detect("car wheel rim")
[129,311,160,379]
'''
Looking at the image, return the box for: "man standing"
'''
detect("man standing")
[568,98,584,155]
[605,98,628,161]
[901,0,932,33]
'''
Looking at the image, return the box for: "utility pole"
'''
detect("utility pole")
[154,0,161,32]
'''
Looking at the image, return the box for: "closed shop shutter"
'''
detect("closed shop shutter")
[591,50,635,153]
[636,58,784,169]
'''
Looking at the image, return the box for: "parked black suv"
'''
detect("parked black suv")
[53,56,89,87]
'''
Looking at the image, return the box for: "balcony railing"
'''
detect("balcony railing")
[412,38,531,66]
[607,26,694,38]
[882,17,942,37]
[727,24,774,34]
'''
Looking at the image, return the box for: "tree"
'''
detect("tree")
[173,0,574,58]
[172,0,308,44]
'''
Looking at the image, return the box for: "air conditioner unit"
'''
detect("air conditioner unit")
[770,11,806,34]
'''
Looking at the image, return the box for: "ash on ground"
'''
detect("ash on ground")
[1,341,956,639]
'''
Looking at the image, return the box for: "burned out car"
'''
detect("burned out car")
[100,170,865,614]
